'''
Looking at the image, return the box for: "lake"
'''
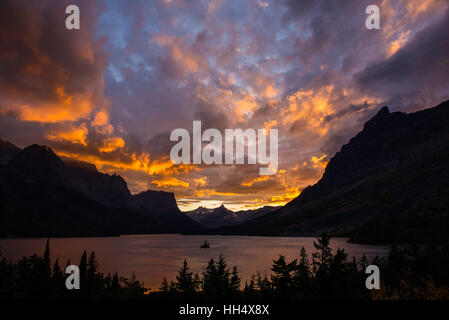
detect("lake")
[0,234,388,290]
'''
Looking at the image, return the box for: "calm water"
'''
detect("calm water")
[0,235,388,290]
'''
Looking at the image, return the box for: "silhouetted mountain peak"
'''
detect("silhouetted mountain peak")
[10,144,63,166]
[377,105,389,115]
[7,144,66,184]
[0,139,21,165]
[133,189,202,232]
[134,190,178,211]
[363,106,392,130]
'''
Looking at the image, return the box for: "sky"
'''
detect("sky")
[1,0,448,211]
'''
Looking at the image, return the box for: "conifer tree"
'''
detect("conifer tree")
[175,259,197,296]
[111,272,120,294]
[230,266,241,293]
[159,277,169,293]
[79,250,88,293]
[294,247,311,294]
[202,258,218,295]
[312,233,333,277]
[43,239,51,279]
[271,255,296,297]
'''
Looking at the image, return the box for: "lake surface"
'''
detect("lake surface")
[0,235,388,290]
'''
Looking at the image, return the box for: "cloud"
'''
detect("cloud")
[355,9,449,108]
[0,0,108,124]
[46,123,89,146]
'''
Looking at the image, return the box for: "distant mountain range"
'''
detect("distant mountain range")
[193,101,449,244]
[0,141,202,237]
[184,204,279,228]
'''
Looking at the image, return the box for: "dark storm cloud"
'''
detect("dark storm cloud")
[355,9,449,106]
[145,131,173,160]
[0,0,107,109]
[323,102,372,123]
[193,100,231,131]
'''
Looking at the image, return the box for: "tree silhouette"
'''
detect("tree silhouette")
[271,255,297,298]
[293,247,311,297]
[111,272,121,296]
[87,251,99,295]
[202,258,218,296]
[175,259,199,296]
[230,266,241,294]
[312,233,333,278]
[159,277,169,293]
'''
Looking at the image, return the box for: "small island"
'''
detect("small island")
[200,240,210,249]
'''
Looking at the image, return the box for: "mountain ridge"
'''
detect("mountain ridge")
[0,142,202,237]
[184,204,279,228]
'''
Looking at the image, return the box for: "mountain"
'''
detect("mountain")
[0,142,201,237]
[133,190,202,232]
[0,139,21,165]
[196,101,449,244]
[184,204,278,228]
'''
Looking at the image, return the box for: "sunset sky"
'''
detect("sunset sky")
[1,0,448,211]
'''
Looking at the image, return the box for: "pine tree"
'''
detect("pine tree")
[111,272,120,294]
[202,258,218,295]
[87,252,98,277]
[216,254,231,294]
[293,247,311,294]
[87,252,99,295]
[104,273,112,290]
[359,254,369,271]
[169,280,177,293]
[159,277,170,293]
[51,258,64,293]
[175,259,197,296]
[43,239,51,279]
[312,233,333,277]
[230,266,241,293]
[79,250,87,293]
[271,255,296,297]
[52,258,62,278]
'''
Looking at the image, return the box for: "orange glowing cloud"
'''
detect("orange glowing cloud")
[194,189,239,197]
[194,177,208,186]
[263,120,278,133]
[233,93,259,121]
[269,187,301,206]
[46,123,88,146]
[91,110,114,135]
[241,175,270,187]
[387,30,411,57]
[99,137,125,153]
[151,177,190,188]
[311,154,328,169]
[263,85,278,98]
[153,34,206,75]
[282,85,335,136]
[10,87,93,123]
